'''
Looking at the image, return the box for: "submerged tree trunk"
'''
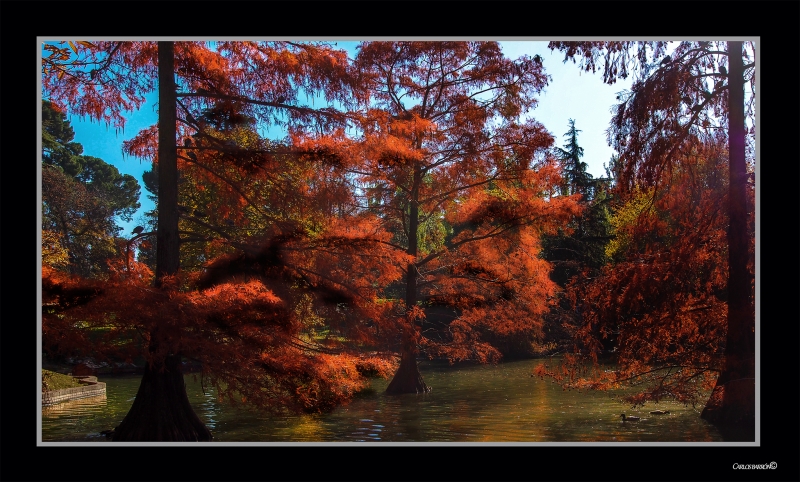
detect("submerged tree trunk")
[701,41,755,438]
[113,350,212,441]
[113,41,213,441]
[386,335,430,395]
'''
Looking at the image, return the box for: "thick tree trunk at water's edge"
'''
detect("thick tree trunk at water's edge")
[112,353,212,441]
[112,41,213,441]
[385,346,430,395]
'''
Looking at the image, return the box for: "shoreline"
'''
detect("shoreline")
[42,375,107,406]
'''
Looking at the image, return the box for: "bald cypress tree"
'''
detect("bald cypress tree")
[548,40,755,437]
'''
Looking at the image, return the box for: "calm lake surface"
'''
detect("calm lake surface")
[41,359,728,443]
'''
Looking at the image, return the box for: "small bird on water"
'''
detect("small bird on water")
[620,413,640,422]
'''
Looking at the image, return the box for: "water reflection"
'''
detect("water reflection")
[41,359,730,443]
[42,394,107,417]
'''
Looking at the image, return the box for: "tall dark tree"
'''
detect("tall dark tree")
[42,40,366,441]
[112,41,213,441]
[542,119,612,284]
[539,121,613,355]
[555,119,590,197]
[548,40,755,435]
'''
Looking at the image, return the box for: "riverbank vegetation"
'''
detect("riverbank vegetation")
[41,370,83,392]
[41,40,755,441]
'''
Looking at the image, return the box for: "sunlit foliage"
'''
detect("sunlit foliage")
[293,41,579,393]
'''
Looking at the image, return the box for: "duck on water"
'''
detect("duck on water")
[620,414,641,422]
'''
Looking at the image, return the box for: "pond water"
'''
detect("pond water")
[41,358,729,443]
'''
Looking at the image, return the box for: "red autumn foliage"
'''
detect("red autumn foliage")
[536,133,754,408]
[42,41,354,132]
[541,42,755,431]
[42,41,402,431]
[42,238,399,413]
[293,41,580,393]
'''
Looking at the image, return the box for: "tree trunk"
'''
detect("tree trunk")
[155,41,180,286]
[701,41,755,439]
[113,41,213,441]
[113,351,212,441]
[386,166,430,394]
[385,341,430,395]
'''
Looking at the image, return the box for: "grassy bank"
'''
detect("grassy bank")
[42,369,83,392]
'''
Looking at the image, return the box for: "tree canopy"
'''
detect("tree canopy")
[541,40,755,436]
[42,40,387,440]
[41,39,757,441]
[292,41,579,393]
[41,100,141,278]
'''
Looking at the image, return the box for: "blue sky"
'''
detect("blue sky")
[62,40,633,235]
